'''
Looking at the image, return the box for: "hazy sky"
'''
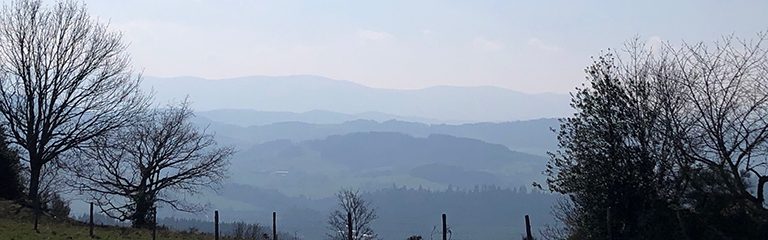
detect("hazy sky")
[83,0,768,93]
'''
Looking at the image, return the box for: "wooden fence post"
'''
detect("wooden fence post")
[273,211,278,240]
[525,215,533,240]
[214,210,219,240]
[442,213,447,240]
[89,202,94,238]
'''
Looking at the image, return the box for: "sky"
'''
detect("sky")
[80,0,768,93]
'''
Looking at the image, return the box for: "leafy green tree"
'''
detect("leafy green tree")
[545,43,683,239]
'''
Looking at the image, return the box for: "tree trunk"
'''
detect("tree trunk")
[28,162,41,231]
[131,196,153,228]
[757,176,767,208]
[28,163,41,201]
[132,208,151,228]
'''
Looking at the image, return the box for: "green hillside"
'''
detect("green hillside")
[0,200,213,240]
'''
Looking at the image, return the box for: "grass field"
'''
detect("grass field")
[0,200,215,240]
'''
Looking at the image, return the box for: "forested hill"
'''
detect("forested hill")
[225,132,548,197]
[194,112,559,156]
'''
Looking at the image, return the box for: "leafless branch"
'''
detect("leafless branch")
[69,100,233,227]
[0,0,148,227]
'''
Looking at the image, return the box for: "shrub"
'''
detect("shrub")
[48,193,71,220]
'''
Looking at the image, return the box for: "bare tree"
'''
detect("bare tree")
[539,198,579,240]
[327,189,377,240]
[70,101,233,228]
[428,225,452,240]
[663,33,768,210]
[0,0,147,229]
[232,222,266,240]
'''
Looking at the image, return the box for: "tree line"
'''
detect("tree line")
[544,35,768,239]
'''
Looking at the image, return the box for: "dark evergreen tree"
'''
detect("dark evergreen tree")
[0,129,23,200]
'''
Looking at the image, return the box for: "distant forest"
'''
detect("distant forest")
[151,185,556,239]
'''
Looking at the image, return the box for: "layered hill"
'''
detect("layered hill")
[224,132,547,197]
[194,111,559,155]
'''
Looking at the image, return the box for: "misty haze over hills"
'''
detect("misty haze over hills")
[5,0,766,239]
[225,131,547,197]
[183,111,558,195]
[142,75,572,123]
[81,74,569,238]
[141,108,562,238]
[197,109,443,125]
[193,113,559,155]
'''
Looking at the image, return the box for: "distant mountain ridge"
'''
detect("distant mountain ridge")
[131,75,565,239]
[197,109,443,125]
[192,112,559,155]
[142,75,572,122]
